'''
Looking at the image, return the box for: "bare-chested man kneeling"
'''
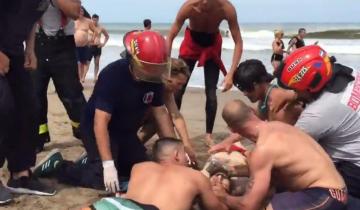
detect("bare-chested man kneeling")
[212,100,347,210]
[94,138,227,210]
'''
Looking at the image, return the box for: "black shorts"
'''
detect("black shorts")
[271,53,283,62]
[271,187,347,210]
[88,45,102,61]
[76,46,90,64]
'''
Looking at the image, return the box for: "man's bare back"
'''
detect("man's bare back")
[126,162,225,210]
[256,121,345,191]
[217,100,347,210]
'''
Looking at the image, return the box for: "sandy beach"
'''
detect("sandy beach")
[1,80,250,210]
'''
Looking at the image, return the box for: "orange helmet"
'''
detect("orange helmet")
[123,30,170,83]
[275,45,333,93]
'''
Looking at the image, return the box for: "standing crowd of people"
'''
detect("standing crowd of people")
[0,0,359,209]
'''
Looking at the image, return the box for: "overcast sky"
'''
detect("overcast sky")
[83,0,360,23]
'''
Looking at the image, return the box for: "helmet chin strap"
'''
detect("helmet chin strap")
[128,64,142,82]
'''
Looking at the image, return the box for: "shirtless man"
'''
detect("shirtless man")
[167,0,243,145]
[287,28,319,53]
[74,7,97,82]
[273,45,360,198]
[87,14,109,82]
[122,137,227,210]
[212,100,347,210]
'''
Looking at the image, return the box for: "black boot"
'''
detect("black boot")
[36,132,50,153]
[72,126,81,140]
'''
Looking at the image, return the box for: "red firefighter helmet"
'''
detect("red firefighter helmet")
[276,45,333,93]
[123,30,170,83]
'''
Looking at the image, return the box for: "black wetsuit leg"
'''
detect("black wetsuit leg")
[204,60,219,134]
[174,58,196,109]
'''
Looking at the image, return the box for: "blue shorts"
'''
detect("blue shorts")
[271,187,347,210]
[336,161,360,198]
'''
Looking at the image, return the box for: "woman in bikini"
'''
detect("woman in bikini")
[271,29,286,72]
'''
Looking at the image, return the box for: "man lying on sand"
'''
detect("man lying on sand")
[167,0,243,145]
[84,138,227,210]
[212,99,347,210]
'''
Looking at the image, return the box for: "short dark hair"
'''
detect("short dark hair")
[81,7,91,18]
[233,59,273,92]
[298,28,306,34]
[152,138,183,162]
[92,14,99,19]
[143,19,152,28]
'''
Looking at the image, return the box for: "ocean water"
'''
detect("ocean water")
[86,22,360,89]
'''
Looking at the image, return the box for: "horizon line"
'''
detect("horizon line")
[101,21,360,24]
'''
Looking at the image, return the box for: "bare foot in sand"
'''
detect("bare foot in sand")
[205,133,215,147]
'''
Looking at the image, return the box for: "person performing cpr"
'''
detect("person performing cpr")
[274,45,360,199]
[32,31,176,194]
[212,100,347,210]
